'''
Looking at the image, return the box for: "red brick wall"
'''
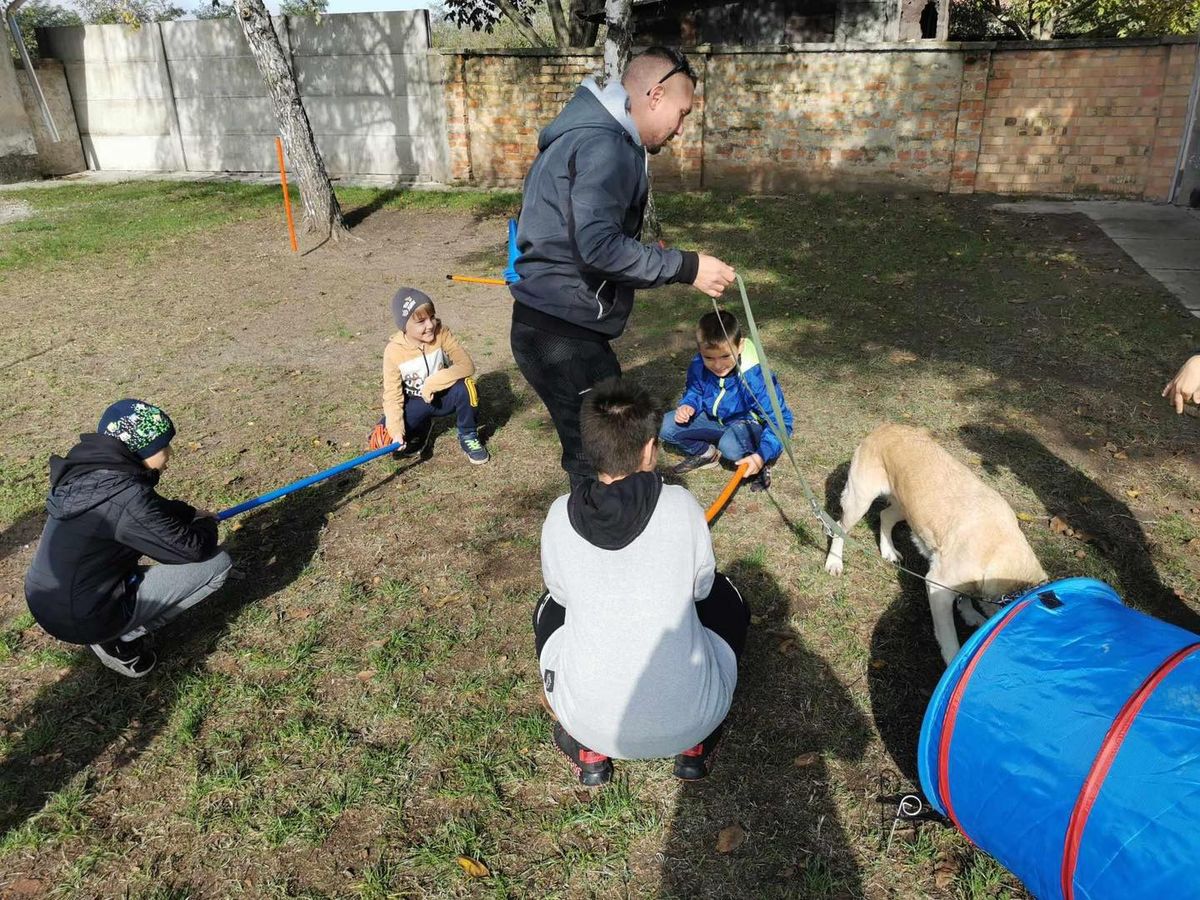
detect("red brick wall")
[974,44,1185,196]
[442,39,1197,201]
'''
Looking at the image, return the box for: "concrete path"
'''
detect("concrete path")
[994,200,1200,315]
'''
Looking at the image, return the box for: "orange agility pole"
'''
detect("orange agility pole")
[447,274,507,286]
[706,463,749,524]
[275,136,298,253]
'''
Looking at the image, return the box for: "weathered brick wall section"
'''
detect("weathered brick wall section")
[976,45,1172,196]
[444,49,703,190]
[948,51,990,193]
[1147,42,1197,201]
[442,38,1197,201]
[449,52,600,186]
[704,49,965,190]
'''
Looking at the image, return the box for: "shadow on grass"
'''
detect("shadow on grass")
[960,424,1200,634]
[0,508,44,567]
[660,558,871,899]
[0,474,360,837]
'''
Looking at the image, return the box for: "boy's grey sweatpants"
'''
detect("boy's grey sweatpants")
[119,550,233,641]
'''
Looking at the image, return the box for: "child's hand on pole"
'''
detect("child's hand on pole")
[736,453,764,477]
[367,423,394,451]
[675,404,696,424]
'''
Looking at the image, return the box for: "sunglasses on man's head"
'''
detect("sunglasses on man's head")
[646,54,695,95]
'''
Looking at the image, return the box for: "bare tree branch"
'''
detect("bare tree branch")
[494,0,548,45]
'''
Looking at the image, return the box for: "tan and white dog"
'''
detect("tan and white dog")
[824,424,1047,664]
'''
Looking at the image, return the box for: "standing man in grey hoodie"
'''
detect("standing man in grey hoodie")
[510,46,736,488]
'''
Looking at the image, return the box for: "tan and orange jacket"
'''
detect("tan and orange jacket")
[381,325,476,441]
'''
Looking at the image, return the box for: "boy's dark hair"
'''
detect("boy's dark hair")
[581,378,660,477]
[697,309,742,348]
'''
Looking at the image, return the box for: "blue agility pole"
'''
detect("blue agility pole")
[503,218,521,284]
[216,442,400,522]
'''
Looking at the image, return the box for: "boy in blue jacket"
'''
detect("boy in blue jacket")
[660,310,794,491]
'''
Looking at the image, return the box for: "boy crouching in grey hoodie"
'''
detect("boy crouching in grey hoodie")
[533,378,750,786]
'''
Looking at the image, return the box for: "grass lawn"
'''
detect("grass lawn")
[0,181,1197,898]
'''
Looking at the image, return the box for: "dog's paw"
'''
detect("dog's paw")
[880,546,901,565]
[956,596,988,628]
[824,555,844,576]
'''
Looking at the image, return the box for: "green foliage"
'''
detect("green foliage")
[278,0,328,19]
[73,0,185,26]
[950,0,1200,39]
[7,0,82,60]
[192,0,235,19]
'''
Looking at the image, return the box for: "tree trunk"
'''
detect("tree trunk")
[544,0,571,45]
[234,0,347,240]
[567,0,601,45]
[494,0,548,46]
[601,0,662,243]
[602,0,631,81]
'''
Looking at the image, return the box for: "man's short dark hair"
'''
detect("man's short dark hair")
[697,309,742,347]
[581,378,660,477]
[624,46,698,89]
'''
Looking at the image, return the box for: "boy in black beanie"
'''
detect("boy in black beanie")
[24,399,232,678]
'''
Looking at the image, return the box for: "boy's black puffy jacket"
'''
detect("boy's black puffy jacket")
[24,433,218,644]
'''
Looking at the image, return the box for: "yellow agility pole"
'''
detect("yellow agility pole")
[447,275,508,286]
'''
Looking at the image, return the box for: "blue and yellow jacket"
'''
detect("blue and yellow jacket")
[677,341,795,463]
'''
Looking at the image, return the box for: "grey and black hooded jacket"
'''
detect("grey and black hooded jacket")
[24,433,219,644]
[510,77,700,340]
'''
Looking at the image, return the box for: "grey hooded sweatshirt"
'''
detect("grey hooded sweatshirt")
[510,77,700,340]
[539,474,737,760]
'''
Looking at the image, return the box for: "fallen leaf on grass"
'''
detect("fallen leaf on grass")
[1126,489,1141,500]
[356,670,377,683]
[716,823,746,854]
[1016,512,1037,522]
[456,856,489,878]
[793,752,820,768]
[1050,516,1071,535]
[934,857,960,889]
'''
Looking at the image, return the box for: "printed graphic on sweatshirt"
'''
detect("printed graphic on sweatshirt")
[398,348,448,396]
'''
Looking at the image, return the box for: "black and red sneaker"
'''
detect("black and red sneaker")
[673,725,724,781]
[552,722,613,787]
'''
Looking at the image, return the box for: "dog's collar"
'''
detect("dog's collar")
[960,579,1055,620]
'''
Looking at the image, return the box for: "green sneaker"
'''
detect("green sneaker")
[458,430,490,465]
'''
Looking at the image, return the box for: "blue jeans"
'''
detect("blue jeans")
[380,379,478,437]
[660,410,763,461]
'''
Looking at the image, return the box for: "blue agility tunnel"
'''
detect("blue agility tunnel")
[918,577,1200,900]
